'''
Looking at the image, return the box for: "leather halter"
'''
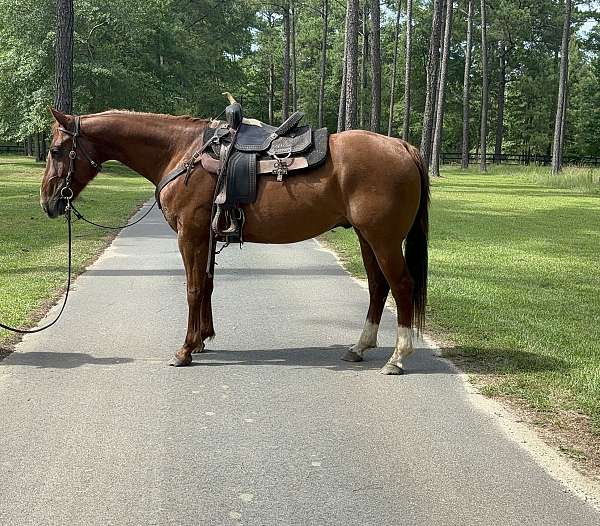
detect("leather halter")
[57,116,103,192]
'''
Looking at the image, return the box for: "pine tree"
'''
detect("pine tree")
[431,0,453,177]
[420,0,443,168]
[344,0,360,130]
[552,0,572,174]
[402,0,413,141]
[54,0,74,113]
[387,0,402,137]
[318,0,329,128]
[479,0,489,172]
[282,2,291,120]
[370,0,381,132]
[461,0,474,169]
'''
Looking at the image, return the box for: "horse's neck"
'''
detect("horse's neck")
[84,112,204,186]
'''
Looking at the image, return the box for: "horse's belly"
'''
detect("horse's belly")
[242,174,345,244]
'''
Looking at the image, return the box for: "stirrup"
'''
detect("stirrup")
[211,207,224,235]
[212,207,239,236]
[221,211,239,234]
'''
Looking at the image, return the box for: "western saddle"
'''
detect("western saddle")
[156,95,329,245]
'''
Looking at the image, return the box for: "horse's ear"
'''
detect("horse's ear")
[49,107,73,128]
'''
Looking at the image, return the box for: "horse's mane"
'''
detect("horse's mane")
[98,109,209,125]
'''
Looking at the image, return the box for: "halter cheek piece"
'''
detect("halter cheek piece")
[57,116,103,203]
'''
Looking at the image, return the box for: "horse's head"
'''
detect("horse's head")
[41,109,103,218]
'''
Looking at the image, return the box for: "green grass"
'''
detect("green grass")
[322,165,600,431]
[0,155,153,344]
[480,164,600,193]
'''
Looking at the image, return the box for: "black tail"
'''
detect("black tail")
[404,145,430,333]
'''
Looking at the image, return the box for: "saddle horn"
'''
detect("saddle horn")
[222,92,237,105]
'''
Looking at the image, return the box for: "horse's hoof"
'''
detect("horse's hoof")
[169,354,192,367]
[380,363,404,375]
[341,350,363,362]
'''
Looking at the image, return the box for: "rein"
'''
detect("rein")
[0,116,153,335]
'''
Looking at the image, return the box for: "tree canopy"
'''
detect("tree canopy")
[1,0,599,160]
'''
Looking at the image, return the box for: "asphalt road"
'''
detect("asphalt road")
[1,203,598,526]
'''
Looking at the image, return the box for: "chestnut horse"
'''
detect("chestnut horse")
[40,109,429,374]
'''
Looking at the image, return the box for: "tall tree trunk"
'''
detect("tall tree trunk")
[318,0,329,128]
[479,0,489,172]
[54,0,74,113]
[370,0,381,132]
[552,0,572,175]
[42,133,48,160]
[420,0,443,168]
[387,0,402,136]
[559,80,568,166]
[461,0,474,169]
[360,2,369,129]
[402,0,413,141]
[494,41,506,164]
[291,0,298,112]
[433,0,447,132]
[431,0,453,177]
[344,0,360,130]
[337,20,348,133]
[282,3,291,120]
[268,59,275,125]
[35,132,45,162]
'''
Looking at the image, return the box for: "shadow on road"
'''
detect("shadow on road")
[191,344,455,375]
[79,266,344,277]
[0,351,134,369]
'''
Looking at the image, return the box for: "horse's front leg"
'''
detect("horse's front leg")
[170,232,210,367]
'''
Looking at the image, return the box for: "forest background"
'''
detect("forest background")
[1,0,599,174]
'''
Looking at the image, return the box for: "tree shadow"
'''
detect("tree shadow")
[0,351,134,369]
[442,346,569,375]
[0,159,42,169]
[436,182,600,199]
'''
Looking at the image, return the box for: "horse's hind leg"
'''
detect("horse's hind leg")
[342,229,389,362]
[362,235,415,375]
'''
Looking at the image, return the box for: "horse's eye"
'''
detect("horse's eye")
[50,148,63,159]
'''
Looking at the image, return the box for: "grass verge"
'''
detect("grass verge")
[0,155,153,348]
[321,165,600,477]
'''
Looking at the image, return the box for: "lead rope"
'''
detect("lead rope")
[0,116,154,335]
[71,200,156,230]
[0,197,73,334]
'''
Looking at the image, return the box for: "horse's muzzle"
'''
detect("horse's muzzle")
[41,197,66,218]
